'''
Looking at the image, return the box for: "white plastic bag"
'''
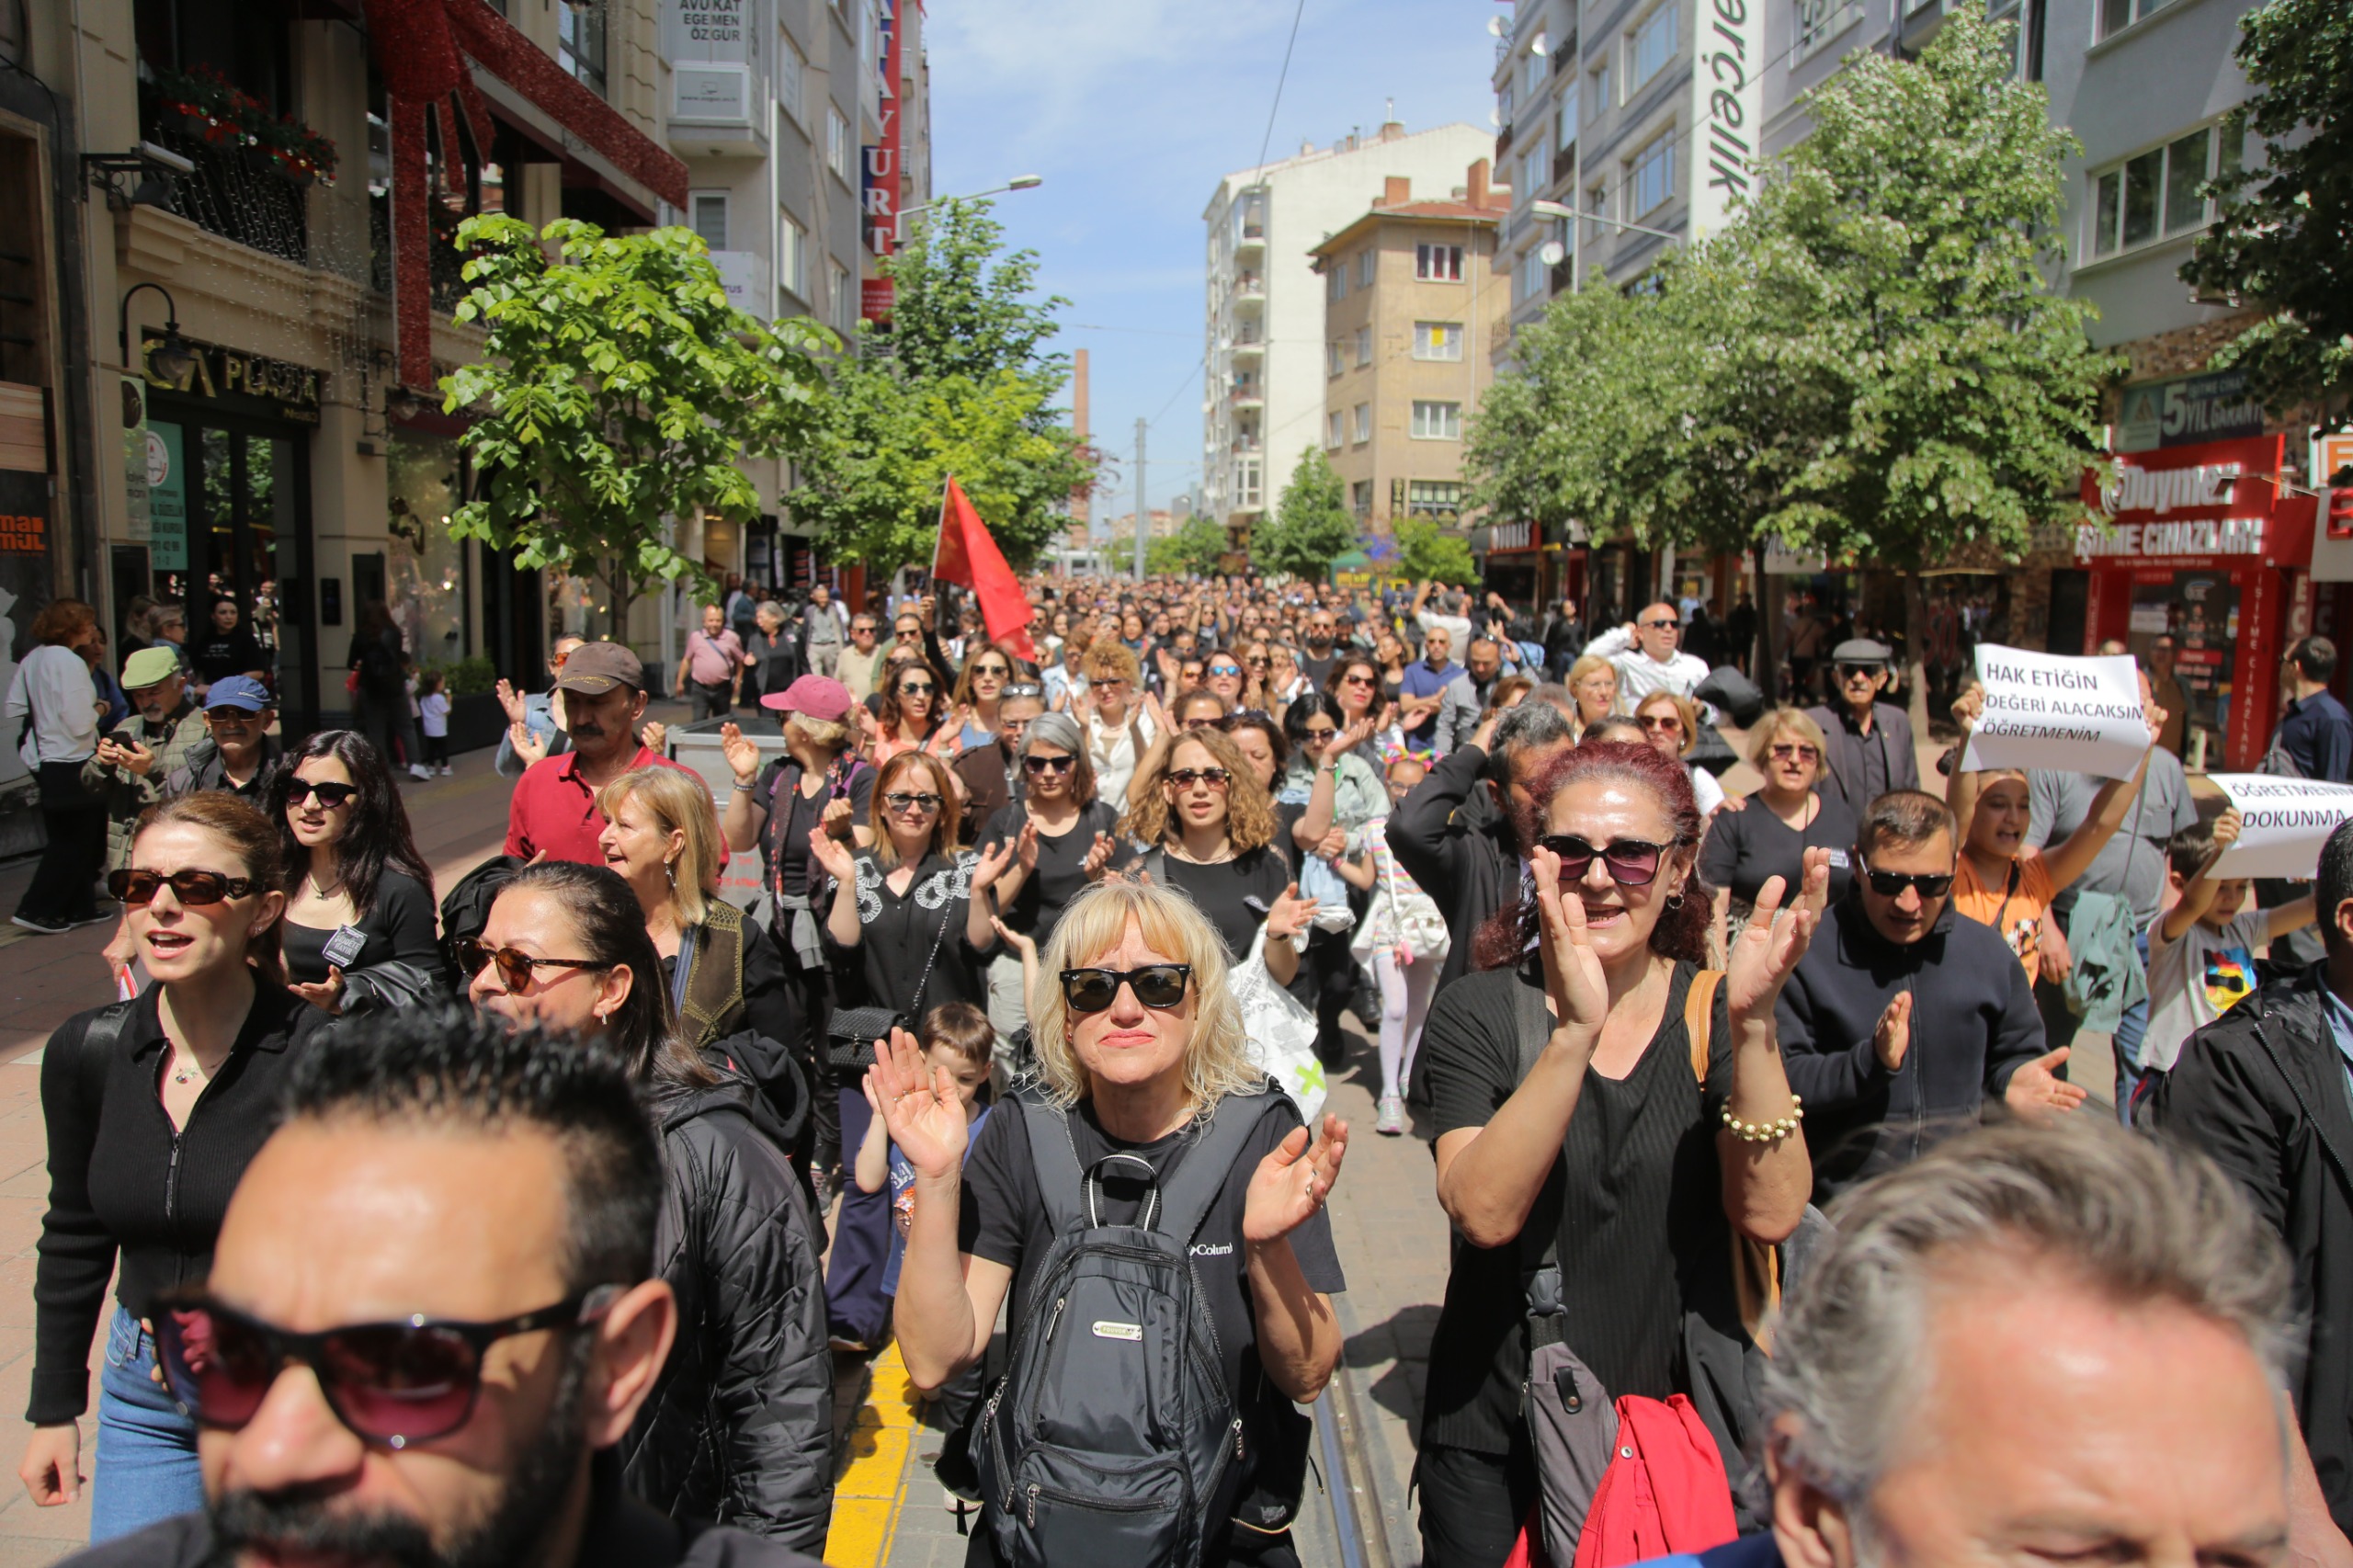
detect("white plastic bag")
[1228,925,1327,1122]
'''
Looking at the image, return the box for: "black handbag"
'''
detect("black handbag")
[825,870,956,1070]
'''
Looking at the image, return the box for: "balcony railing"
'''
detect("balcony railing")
[139,99,309,264]
[1232,274,1264,300]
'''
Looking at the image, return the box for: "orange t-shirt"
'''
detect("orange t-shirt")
[1951,848,2057,983]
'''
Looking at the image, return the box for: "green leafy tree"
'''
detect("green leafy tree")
[1254,447,1359,580]
[2182,0,2353,423]
[1149,516,1229,578]
[1394,517,1474,585]
[790,200,1094,570]
[440,216,831,642]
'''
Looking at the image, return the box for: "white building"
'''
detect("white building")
[1200,121,1497,552]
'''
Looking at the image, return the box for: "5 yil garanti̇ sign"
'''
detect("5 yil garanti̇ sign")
[2075,434,2311,569]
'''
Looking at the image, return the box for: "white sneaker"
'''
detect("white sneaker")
[438,764,452,776]
[408,764,432,781]
[1375,1096,1405,1135]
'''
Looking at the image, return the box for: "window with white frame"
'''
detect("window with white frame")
[826,108,851,180]
[1327,413,1345,450]
[1353,403,1371,443]
[830,262,852,333]
[1793,0,1859,59]
[1355,325,1371,366]
[1557,78,1580,147]
[778,30,806,124]
[1410,401,1462,440]
[1521,45,1547,102]
[1415,244,1463,281]
[1329,264,1348,302]
[1628,3,1677,94]
[2087,119,2243,259]
[1327,341,1343,378]
[779,210,806,302]
[1588,58,1611,119]
[1350,480,1373,517]
[1520,244,1549,301]
[2098,0,2180,41]
[1358,249,1375,289]
[1236,460,1263,508]
[1519,147,1544,206]
[558,1,605,96]
[1628,131,1677,218]
[691,193,729,251]
[1498,80,1514,129]
[1412,322,1463,361]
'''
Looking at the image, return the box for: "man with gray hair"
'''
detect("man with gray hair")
[1633,1120,2344,1568]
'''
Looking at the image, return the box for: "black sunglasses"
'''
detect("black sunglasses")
[453,937,605,993]
[1839,665,1883,681]
[1023,753,1075,775]
[1642,618,1680,630]
[1860,863,1955,899]
[152,1286,616,1449]
[971,663,1011,677]
[109,868,259,907]
[1535,833,1675,887]
[1167,767,1231,790]
[883,790,943,812]
[286,779,360,809]
[1060,963,1193,1014]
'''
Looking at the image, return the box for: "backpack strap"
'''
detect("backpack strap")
[1154,1088,1283,1245]
[66,999,138,1115]
[1017,1094,1090,1236]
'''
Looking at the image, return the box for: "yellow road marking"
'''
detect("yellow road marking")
[824,1344,928,1568]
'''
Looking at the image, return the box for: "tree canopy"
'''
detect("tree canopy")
[1253,447,1358,581]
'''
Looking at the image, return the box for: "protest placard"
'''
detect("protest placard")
[1959,643,2150,780]
[2206,775,2353,879]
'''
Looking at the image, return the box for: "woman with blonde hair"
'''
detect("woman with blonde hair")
[871,878,1349,1565]
[1121,724,1315,986]
[1633,687,1727,816]
[1564,652,1620,739]
[1700,707,1855,957]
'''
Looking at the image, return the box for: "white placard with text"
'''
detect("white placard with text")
[1960,643,2149,781]
[2207,775,2353,879]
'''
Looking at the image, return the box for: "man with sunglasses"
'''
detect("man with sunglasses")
[1773,789,2069,1203]
[61,1009,822,1568]
[508,644,711,868]
[953,686,1044,844]
[161,676,280,802]
[836,614,887,702]
[494,635,587,780]
[1803,638,1919,815]
[1583,600,1713,719]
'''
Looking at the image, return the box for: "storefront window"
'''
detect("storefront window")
[386,428,471,672]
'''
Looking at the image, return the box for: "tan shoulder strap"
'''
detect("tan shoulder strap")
[1684,969,1723,1085]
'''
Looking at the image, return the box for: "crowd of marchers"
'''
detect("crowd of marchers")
[12,567,2353,1568]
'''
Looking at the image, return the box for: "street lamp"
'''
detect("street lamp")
[119,281,196,385]
[895,176,1043,242]
[1529,197,1685,246]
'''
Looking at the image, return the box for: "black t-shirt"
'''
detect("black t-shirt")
[1154,844,1292,966]
[1302,653,1337,692]
[980,800,1133,943]
[828,847,986,1017]
[959,1092,1347,1409]
[755,756,874,902]
[279,869,441,987]
[1698,790,1857,909]
[1416,961,1736,1455]
[194,629,267,685]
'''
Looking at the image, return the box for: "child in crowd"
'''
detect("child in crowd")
[418,670,452,777]
[2142,808,2314,1094]
[1346,755,1449,1136]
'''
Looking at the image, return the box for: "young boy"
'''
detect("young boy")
[858,1000,994,1299]
[2143,807,2315,1090]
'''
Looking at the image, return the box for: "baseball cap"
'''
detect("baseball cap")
[121,647,184,691]
[552,642,646,696]
[1833,639,1893,666]
[203,675,273,712]
[763,674,853,722]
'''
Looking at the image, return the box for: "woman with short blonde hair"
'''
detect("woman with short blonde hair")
[870,878,1349,1562]
[1700,705,1854,959]
[1634,688,1727,817]
[1565,653,1620,738]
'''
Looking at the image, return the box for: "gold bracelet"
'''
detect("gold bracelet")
[1722,1094,1804,1143]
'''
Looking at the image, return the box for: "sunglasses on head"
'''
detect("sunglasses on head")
[287,778,360,808]
[152,1286,617,1449]
[1167,767,1231,790]
[1535,834,1675,887]
[453,937,604,993]
[109,868,258,907]
[883,790,943,812]
[1861,864,1954,899]
[1060,963,1193,1014]
[1023,753,1075,776]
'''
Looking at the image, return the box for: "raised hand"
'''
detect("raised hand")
[971,835,1018,893]
[719,722,761,784]
[820,796,856,839]
[1723,864,1821,1022]
[1017,820,1042,872]
[1263,881,1318,941]
[2211,806,2245,853]
[989,915,1038,965]
[1794,844,1833,922]
[1242,1114,1349,1244]
[2143,699,2170,748]
[509,721,549,769]
[1529,842,1608,1041]
[1080,830,1115,881]
[866,1025,972,1181]
[1873,991,1913,1072]
[1142,689,1172,737]
[2004,1046,2088,1122]
[1950,685,1984,733]
[1327,713,1375,765]
[807,823,859,883]
[495,677,528,727]
[639,721,666,754]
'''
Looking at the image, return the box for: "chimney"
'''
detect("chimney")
[1383,175,1411,208]
[1381,120,1404,142]
[1467,158,1490,210]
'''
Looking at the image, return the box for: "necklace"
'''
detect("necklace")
[307,869,344,899]
[169,1046,210,1086]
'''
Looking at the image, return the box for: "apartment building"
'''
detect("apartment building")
[1307,165,1507,538]
[1199,120,1496,555]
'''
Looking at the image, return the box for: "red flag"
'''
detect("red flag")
[934,479,1039,662]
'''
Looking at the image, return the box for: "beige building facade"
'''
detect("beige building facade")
[1308,163,1506,538]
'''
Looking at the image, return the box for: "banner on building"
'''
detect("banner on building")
[1688,0,1766,242]
[2114,368,2267,454]
[860,0,900,321]
[147,420,188,573]
[662,0,763,126]
[2208,775,2353,879]
[119,376,151,543]
[1959,643,2150,780]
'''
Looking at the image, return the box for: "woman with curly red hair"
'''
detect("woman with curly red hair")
[1411,739,1825,1568]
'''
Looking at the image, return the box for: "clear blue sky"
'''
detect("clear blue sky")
[926,0,1499,522]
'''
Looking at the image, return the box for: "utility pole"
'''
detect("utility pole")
[1132,417,1148,582]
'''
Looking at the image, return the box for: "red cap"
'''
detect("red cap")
[762,674,853,722]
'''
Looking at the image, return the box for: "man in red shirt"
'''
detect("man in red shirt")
[507,642,700,864]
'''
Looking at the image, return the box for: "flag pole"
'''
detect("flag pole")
[929,475,952,619]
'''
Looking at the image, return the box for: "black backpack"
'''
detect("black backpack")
[974,1089,1279,1568]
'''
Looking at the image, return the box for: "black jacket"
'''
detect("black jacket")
[621,1073,833,1554]
[1775,891,2045,1202]
[1386,740,1515,999]
[2145,968,2353,1535]
[1802,700,1919,815]
[57,1449,824,1568]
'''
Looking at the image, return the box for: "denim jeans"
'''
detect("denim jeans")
[2113,926,2154,1124]
[93,1307,203,1541]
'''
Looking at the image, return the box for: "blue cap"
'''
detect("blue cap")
[204,676,274,712]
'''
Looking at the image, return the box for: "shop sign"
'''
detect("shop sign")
[120,375,151,542]
[663,0,760,125]
[1486,519,1539,554]
[146,422,189,572]
[1688,0,1765,244]
[2075,516,2269,560]
[2077,436,2302,566]
[0,469,46,555]
[860,0,901,289]
[2115,368,2267,454]
[142,332,324,425]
